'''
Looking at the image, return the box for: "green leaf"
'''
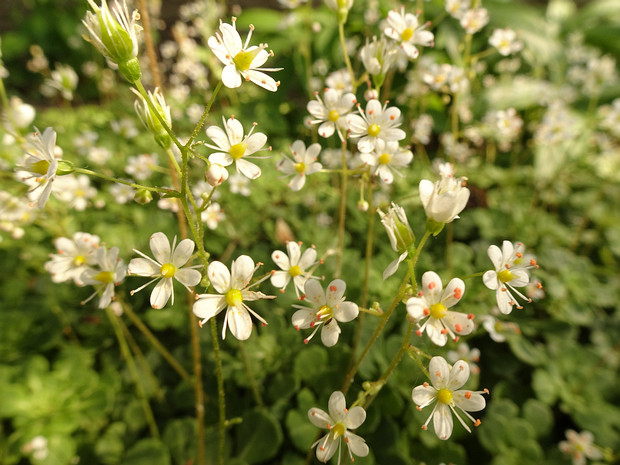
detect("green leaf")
[237,409,283,464]
[532,369,558,405]
[285,409,317,452]
[123,438,171,465]
[522,399,553,437]
[293,346,328,382]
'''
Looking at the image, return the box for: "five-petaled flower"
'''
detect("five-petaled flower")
[45,232,101,285]
[559,429,603,465]
[270,241,320,297]
[412,356,488,440]
[307,88,357,141]
[80,246,127,309]
[291,279,358,347]
[347,99,406,153]
[406,271,474,346]
[276,140,322,191]
[208,17,281,91]
[308,391,369,465]
[383,6,434,59]
[193,255,274,340]
[359,139,413,184]
[482,240,539,314]
[128,232,202,309]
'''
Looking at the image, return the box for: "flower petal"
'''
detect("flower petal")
[320,319,341,347]
[206,125,231,151]
[236,158,262,179]
[226,306,252,340]
[412,385,436,407]
[406,297,426,322]
[454,390,486,412]
[325,279,346,305]
[482,270,499,290]
[291,308,316,329]
[327,391,347,419]
[444,311,474,336]
[172,238,195,267]
[175,268,202,287]
[221,64,242,88]
[429,356,451,389]
[334,301,358,323]
[304,279,325,306]
[150,232,171,264]
[346,432,369,457]
[421,271,443,301]
[207,261,231,293]
[308,408,332,428]
[441,278,465,308]
[286,241,301,266]
[433,403,454,440]
[345,407,366,429]
[193,294,226,320]
[270,270,290,289]
[230,255,255,288]
[128,257,160,277]
[150,277,172,309]
[447,360,470,391]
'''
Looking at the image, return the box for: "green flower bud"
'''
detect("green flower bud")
[132,87,172,147]
[134,189,153,205]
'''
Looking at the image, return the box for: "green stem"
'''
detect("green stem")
[335,140,348,278]
[210,318,226,465]
[105,307,160,438]
[239,341,264,407]
[165,147,182,176]
[337,21,356,93]
[73,167,173,194]
[186,81,223,149]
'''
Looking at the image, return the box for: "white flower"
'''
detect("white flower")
[445,0,468,19]
[291,279,358,347]
[307,88,357,141]
[125,153,158,180]
[459,8,489,34]
[276,140,322,191]
[229,173,251,196]
[308,391,369,465]
[193,255,274,340]
[270,241,319,297]
[419,174,470,225]
[16,127,61,209]
[377,202,415,279]
[109,182,135,204]
[128,232,202,309]
[559,430,603,465]
[383,7,434,60]
[201,202,225,230]
[325,68,353,92]
[44,232,101,285]
[480,314,521,342]
[489,28,522,56]
[360,36,399,76]
[206,116,268,180]
[406,271,474,346]
[412,356,488,440]
[447,342,480,375]
[359,139,412,184]
[346,99,406,153]
[40,64,79,101]
[53,174,97,211]
[208,17,281,91]
[4,96,35,130]
[482,241,538,314]
[80,246,127,309]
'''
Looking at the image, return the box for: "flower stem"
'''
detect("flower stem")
[186,81,223,149]
[73,167,173,194]
[210,318,226,465]
[337,21,356,93]
[335,139,348,278]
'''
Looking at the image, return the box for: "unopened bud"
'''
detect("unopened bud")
[357,200,369,212]
[134,189,153,205]
[205,164,229,187]
[364,89,379,101]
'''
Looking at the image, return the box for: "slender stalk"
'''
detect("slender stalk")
[105,307,160,438]
[211,318,226,465]
[73,167,173,194]
[239,341,264,407]
[335,140,348,278]
[191,295,206,465]
[337,21,356,93]
[186,81,223,148]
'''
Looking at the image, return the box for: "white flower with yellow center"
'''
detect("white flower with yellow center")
[489,28,522,56]
[559,429,603,465]
[406,271,474,346]
[308,391,369,465]
[206,116,269,180]
[45,232,101,285]
[276,140,322,191]
[270,241,319,297]
[128,232,202,309]
[359,139,413,184]
[80,246,127,309]
[412,356,488,440]
[346,99,406,153]
[383,7,434,60]
[208,17,281,92]
[307,88,357,141]
[291,279,358,347]
[482,241,538,314]
[193,255,274,340]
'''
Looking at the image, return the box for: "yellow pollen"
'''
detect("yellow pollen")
[94,271,115,284]
[225,288,243,307]
[328,110,340,122]
[498,269,516,283]
[161,263,176,278]
[294,162,306,173]
[401,27,414,42]
[30,160,51,175]
[430,303,448,319]
[378,153,391,165]
[229,142,247,160]
[73,255,86,266]
[317,304,333,320]
[368,123,381,137]
[289,265,303,277]
[437,388,453,405]
[233,49,260,71]
[331,422,346,438]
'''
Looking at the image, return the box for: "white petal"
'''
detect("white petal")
[421,271,443,301]
[487,244,503,270]
[128,257,159,277]
[345,407,366,429]
[245,70,279,92]
[245,132,268,155]
[328,391,347,418]
[208,152,234,167]
[304,279,325,305]
[454,391,486,412]
[207,261,231,293]
[285,241,301,265]
[345,432,369,457]
[317,121,335,138]
[482,270,499,290]
[308,408,332,428]
[443,311,474,336]
[172,238,195,267]
[433,403,454,440]
[429,356,451,389]
[236,158,262,179]
[298,247,317,269]
[315,435,338,463]
[406,297,426,322]
[288,174,305,191]
[271,249,291,270]
[426,319,448,346]
[175,268,202,287]
[230,255,255,288]
[227,306,252,340]
[412,385,436,407]
[496,288,514,314]
[325,279,346,305]
[382,251,408,280]
[193,294,226,320]
[334,301,358,323]
[150,278,172,309]
[447,360,470,390]
[419,179,434,209]
[291,308,316,329]
[441,278,465,308]
[270,270,290,289]
[206,125,231,151]
[221,64,242,88]
[150,232,171,264]
[321,319,341,347]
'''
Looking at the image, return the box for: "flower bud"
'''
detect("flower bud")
[419,175,470,231]
[378,202,415,254]
[132,88,172,149]
[364,89,379,101]
[134,188,153,205]
[357,200,369,212]
[205,164,229,187]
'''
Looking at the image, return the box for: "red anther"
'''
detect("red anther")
[304,339,309,344]
[435,371,442,377]
[423,382,429,387]
[270,270,275,275]
[416,406,422,411]
[344,437,349,443]
[310,321,315,328]
[454,324,462,332]
[198,321,204,328]
[483,388,490,394]
[453,336,459,342]
[474,419,481,427]
[329,285,337,292]
[261,322,267,327]
[295,325,300,331]
[441,329,448,334]
[421,425,428,430]
[300,294,306,300]
[368,110,374,115]
[298,241,303,245]
[516,252,523,258]
[416,330,422,336]
[390,115,395,120]
[537,282,543,289]
[465,391,472,399]
[453,287,462,299]
[468,313,475,320]
[344,408,348,413]
[311,410,315,415]
[428,282,436,290]
[423,308,430,316]
[279,289,285,293]
[320,259,324,264]
[418,291,423,296]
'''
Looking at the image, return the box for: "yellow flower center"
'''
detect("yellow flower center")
[498,269,516,283]
[229,142,247,160]
[225,288,243,307]
[317,304,333,320]
[430,303,448,320]
[94,271,115,284]
[378,153,391,165]
[331,422,346,439]
[73,255,86,266]
[368,123,381,137]
[233,49,260,71]
[401,27,414,42]
[289,265,303,277]
[328,110,340,122]
[437,388,453,405]
[294,162,306,173]
[160,263,176,278]
[30,160,51,175]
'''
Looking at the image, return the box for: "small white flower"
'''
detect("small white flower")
[276,140,322,191]
[308,391,369,465]
[383,7,434,60]
[559,430,603,465]
[325,68,353,92]
[412,356,488,440]
[45,232,101,285]
[459,8,489,34]
[360,36,399,76]
[377,202,415,279]
[291,279,358,347]
[125,153,158,180]
[347,99,406,153]
[80,246,127,308]
[53,174,97,211]
[40,64,79,101]
[489,28,522,56]
[128,232,202,309]
[445,0,468,19]
[206,116,269,180]
[270,241,319,297]
[406,271,474,346]
[447,342,480,375]
[419,173,470,225]
[193,255,274,340]
[229,173,251,196]
[307,88,357,141]
[359,139,413,184]
[110,117,139,138]
[201,202,225,230]
[208,17,281,91]
[109,181,135,204]
[4,96,36,130]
